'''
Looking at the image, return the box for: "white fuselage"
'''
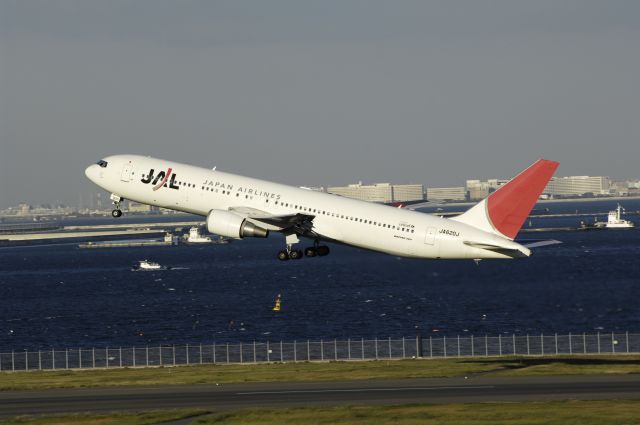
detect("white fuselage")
[85,155,529,260]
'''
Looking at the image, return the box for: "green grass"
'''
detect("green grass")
[1,355,639,392]
[0,409,208,425]
[195,401,640,425]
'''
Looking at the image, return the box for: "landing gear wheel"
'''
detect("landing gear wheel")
[304,247,317,257]
[111,209,123,218]
[277,250,290,261]
[289,249,303,260]
[317,245,330,256]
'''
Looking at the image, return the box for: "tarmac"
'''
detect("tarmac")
[1,374,639,417]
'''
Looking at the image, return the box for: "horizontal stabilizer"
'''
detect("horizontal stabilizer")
[463,240,529,258]
[519,239,562,249]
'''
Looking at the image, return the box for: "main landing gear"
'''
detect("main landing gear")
[277,237,330,261]
[110,194,123,218]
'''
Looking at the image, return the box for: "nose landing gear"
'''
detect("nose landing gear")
[110,194,123,218]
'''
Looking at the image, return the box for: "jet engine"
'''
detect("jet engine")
[206,210,269,239]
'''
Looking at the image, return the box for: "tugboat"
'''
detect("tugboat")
[184,227,213,244]
[132,260,167,271]
[183,227,230,244]
[594,204,635,229]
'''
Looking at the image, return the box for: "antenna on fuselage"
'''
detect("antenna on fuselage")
[212,166,217,171]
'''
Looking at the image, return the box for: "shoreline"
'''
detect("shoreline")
[438,195,640,208]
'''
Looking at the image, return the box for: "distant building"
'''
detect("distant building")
[302,186,327,192]
[610,181,629,197]
[426,186,467,201]
[466,179,508,201]
[391,184,425,202]
[327,182,424,203]
[17,203,32,216]
[127,201,158,213]
[628,180,640,189]
[609,179,640,197]
[543,176,610,197]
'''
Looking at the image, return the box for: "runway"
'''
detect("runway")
[1,375,639,417]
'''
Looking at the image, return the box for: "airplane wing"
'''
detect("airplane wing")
[228,206,316,235]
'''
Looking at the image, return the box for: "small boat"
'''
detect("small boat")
[594,204,635,229]
[183,227,230,244]
[132,260,167,271]
[185,227,213,244]
[579,220,605,231]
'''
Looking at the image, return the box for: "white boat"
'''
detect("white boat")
[183,227,230,244]
[133,260,167,271]
[185,226,213,244]
[595,204,635,229]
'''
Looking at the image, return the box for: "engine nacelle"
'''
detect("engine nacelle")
[206,210,269,239]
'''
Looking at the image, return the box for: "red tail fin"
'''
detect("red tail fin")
[452,159,559,240]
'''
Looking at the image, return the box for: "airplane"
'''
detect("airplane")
[85,155,559,261]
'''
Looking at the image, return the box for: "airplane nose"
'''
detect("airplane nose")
[85,164,100,182]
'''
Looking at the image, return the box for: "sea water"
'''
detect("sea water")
[1,199,639,350]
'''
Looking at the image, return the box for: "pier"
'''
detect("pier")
[0,221,201,242]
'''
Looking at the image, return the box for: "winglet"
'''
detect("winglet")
[452,159,559,240]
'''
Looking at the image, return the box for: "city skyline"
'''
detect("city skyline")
[4,170,639,213]
[2,2,640,209]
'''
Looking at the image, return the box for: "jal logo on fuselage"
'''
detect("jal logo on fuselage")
[141,168,179,191]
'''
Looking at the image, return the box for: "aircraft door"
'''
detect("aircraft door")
[424,227,436,245]
[120,162,133,182]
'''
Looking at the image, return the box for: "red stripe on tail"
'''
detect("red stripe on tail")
[487,159,559,239]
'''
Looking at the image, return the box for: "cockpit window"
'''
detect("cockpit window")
[96,160,108,168]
